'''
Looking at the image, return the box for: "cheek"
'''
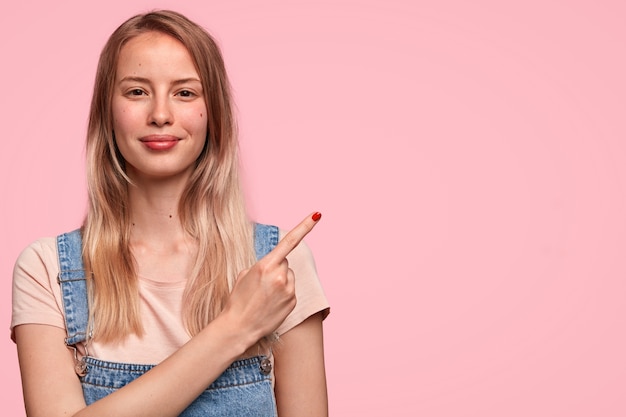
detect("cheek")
[111,101,130,133]
[196,112,207,131]
[182,106,208,136]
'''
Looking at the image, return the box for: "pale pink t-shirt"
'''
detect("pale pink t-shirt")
[11,230,329,365]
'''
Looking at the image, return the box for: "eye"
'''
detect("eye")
[176,90,198,98]
[128,88,146,96]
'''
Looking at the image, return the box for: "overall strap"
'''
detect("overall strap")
[254,223,279,259]
[57,229,90,347]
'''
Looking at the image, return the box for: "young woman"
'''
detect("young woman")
[11,10,329,417]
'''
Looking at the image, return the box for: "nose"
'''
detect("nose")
[149,95,173,126]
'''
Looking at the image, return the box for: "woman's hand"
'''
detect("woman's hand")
[16,212,322,417]
[221,212,322,344]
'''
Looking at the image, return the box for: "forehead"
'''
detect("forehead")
[116,31,199,78]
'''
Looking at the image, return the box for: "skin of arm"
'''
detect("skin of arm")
[16,307,257,417]
[274,312,329,417]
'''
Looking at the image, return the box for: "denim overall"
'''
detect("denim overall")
[57,224,280,416]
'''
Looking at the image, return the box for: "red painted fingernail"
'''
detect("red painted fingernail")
[312,212,322,221]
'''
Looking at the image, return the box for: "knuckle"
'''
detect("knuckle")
[257,260,273,275]
[271,272,288,289]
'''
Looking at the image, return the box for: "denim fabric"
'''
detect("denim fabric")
[57,224,280,416]
[81,356,276,416]
[254,223,279,260]
[57,230,90,346]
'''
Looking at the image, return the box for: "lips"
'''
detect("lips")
[139,135,180,151]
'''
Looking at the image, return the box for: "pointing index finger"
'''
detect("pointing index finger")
[264,212,322,263]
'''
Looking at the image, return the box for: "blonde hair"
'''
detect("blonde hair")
[83,10,255,341]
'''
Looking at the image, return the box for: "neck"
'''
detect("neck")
[126,171,191,245]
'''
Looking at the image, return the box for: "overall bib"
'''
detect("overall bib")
[57,224,280,416]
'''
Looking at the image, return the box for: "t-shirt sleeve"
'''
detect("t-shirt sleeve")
[275,230,330,336]
[10,238,66,341]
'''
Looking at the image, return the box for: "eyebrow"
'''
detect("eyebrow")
[118,76,202,85]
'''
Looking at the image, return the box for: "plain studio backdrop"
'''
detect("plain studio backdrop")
[1,1,625,416]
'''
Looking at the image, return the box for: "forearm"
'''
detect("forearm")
[17,316,257,417]
[78,315,257,417]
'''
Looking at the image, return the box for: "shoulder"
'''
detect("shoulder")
[12,236,65,339]
[14,237,59,279]
[275,227,330,335]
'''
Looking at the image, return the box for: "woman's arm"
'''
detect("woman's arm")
[16,215,319,417]
[16,325,87,416]
[16,289,274,417]
[15,315,249,417]
[274,311,329,417]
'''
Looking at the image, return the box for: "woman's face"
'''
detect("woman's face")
[112,31,208,181]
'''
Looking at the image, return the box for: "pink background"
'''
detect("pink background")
[1,1,625,415]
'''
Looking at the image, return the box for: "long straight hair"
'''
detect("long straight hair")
[83,10,255,342]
